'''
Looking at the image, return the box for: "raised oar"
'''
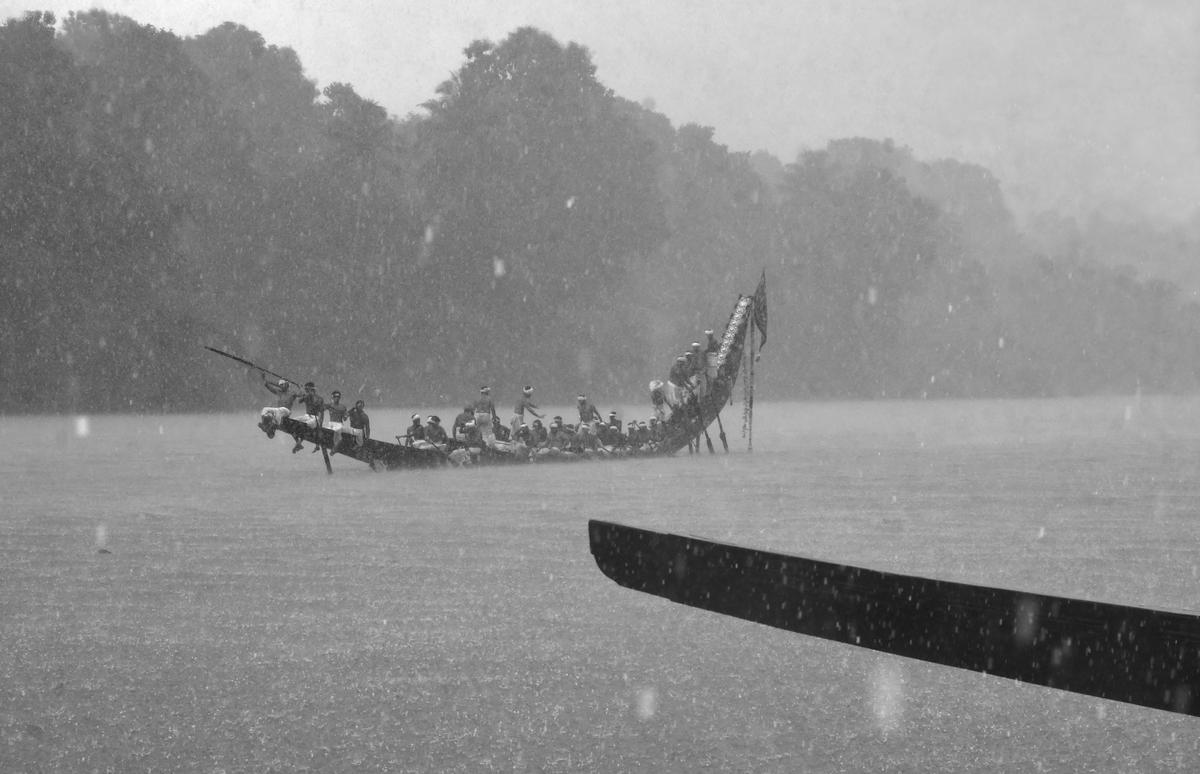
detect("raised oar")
[715,413,729,452]
[203,346,299,387]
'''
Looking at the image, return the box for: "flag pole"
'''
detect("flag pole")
[748,315,755,453]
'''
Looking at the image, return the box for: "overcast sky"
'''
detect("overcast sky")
[5,0,1198,224]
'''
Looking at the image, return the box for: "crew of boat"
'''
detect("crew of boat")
[256,327,724,465]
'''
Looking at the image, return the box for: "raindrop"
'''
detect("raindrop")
[635,687,657,720]
[869,660,905,734]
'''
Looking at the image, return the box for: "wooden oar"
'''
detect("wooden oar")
[204,346,299,387]
[692,395,714,453]
[715,413,729,452]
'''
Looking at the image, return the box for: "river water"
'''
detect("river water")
[2,397,1198,771]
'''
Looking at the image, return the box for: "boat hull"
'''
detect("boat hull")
[251,280,760,471]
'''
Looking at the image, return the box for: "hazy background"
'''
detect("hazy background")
[6,0,1196,223]
[2,2,1198,413]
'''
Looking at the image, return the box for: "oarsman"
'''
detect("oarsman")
[704,328,720,354]
[690,341,708,397]
[598,420,623,449]
[667,356,689,407]
[404,413,426,446]
[576,394,602,428]
[529,418,548,447]
[648,417,665,445]
[347,400,370,447]
[681,350,705,400]
[452,405,475,442]
[325,390,352,453]
[461,419,483,450]
[547,416,571,451]
[259,378,297,437]
[510,385,544,438]
[649,379,671,423]
[571,422,602,457]
[424,416,448,447]
[292,382,326,453]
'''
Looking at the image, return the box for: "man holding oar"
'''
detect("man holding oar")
[259,378,297,438]
[293,382,326,453]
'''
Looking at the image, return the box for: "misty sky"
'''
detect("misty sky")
[5,0,1198,223]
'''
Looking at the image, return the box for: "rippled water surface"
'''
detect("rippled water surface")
[3,397,1198,771]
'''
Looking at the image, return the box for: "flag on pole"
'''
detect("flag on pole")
[751,270,767,349]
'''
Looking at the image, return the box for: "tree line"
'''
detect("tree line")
[3,10,1197,413]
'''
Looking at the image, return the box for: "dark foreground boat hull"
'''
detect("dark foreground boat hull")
[588,519,1200,717]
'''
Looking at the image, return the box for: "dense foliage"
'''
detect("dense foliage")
[3,11,1198,412]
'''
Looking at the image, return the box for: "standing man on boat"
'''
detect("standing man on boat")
[292,382,326,453]
[347,400,370,447]
[576,394,602,428]
[325,391,354,454]
[474,386,497,419]
[474,385,502,438]
[510,386,544,438]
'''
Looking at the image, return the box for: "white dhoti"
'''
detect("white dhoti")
[475,412,495,442]
[324,420,353,447]
[666,381,683,407]
[261,406,290,425]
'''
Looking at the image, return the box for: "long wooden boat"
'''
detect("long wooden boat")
[224,275,766,472]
